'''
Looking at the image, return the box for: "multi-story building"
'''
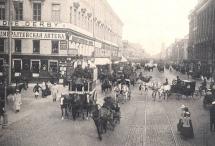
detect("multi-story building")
[0,0,123,81]
[188,0,215,72]
[164,37,188,62]
[122,40,145,60]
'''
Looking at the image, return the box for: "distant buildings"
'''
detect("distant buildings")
[122,40,145,60]
[0,0,123,81]
[164,36,188,62]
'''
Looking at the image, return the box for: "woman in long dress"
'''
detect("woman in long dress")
[181,112,194,138]
[13,89,22,113]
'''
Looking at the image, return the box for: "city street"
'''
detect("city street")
[0,69,214,146]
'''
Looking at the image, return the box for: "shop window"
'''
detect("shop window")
[13,60,22,72]
[0,59,3,72]
[52,4,60,22]
[15,40,21,53]
[41,60,48,71]
[52,41,59,54]
[0,2,5,20]
[33,3,41,21]
[13,1,23,20]
[0,39,4,52]
[22,59,30,71]
[31,60,40,73]
[49,61,58,73]
[33,40,40,53]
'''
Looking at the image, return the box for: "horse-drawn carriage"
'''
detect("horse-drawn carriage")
[168,80,196,98]
[114,79,131,103]
[63,60,98,120]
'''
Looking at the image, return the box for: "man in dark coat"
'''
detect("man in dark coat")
[0,99,5,125]
[210,101,215,132]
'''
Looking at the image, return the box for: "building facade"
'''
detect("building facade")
[188,0,215,72]
[0,0,123,80]
[164,37,188,62]
[122,40,145,60]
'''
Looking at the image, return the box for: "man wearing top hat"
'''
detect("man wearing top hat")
[210,101,215,131]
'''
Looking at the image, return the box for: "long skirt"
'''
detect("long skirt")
[181,126,194,138]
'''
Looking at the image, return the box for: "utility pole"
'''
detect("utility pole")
[8,0,12,85]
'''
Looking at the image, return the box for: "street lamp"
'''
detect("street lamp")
[2,62,9,128]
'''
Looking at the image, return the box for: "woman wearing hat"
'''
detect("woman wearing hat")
[13,89,22,113]
[181,112,194,138]
[177,105,186,132]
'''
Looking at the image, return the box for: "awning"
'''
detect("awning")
[94,58,111,65]
[120,56,128,62]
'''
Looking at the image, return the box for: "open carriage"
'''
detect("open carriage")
[114,79,131,103]
[64,60,98,120]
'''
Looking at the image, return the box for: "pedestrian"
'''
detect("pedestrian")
[13,89,22,113]
[210,101,215,132]
[33,83,41,99]
[51,83,58,102]
[41,81,46,98]
[0,99,5,126]
[177,104,186,132]
[181,112,194,138]
[113,84,120,102]
[60,94,65,120]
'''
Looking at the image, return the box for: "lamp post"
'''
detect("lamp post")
[2,62,9,128]
[8,0,12,85]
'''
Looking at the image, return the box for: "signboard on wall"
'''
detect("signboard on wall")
[0,30,66,40]
[68,49,78,55]
[60,40,67,50]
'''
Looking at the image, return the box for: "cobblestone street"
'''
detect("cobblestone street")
[0,69,214,146]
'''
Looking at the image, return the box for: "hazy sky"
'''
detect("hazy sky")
[108,0,198,55]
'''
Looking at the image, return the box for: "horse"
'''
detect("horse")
[65,93,95,120]
[101,79,112,93]
[139,75,152,83]
[92,97,120,140]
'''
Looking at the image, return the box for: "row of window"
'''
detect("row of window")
[0,2,120,45]
[0,39,59,54]
[0,2,44,21]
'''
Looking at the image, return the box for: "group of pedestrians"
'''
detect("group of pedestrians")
[33,81,59,102]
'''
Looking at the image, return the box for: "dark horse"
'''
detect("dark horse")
[101,79,112,93]
[65,93,95,120]
[139,75,152,83]
[92,97,120,140]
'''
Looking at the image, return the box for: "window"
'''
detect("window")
[52,4,60,22]
[49,61,58,73]
[0,59,3,72]
[31,60,40,73]
[0,39,4,52]
[13,59,22,72]
[52,41,59,53]
[13,1,23,20]
[15,40,21,53]
[0,2,5,20]
[70,7,73,23]
[74,9,77,25]
[33,3,41,21]
[33,40,40,53]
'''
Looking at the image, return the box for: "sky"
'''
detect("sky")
[108,0,198,55]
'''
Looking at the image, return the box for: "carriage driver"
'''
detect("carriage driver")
[163,78,169,86]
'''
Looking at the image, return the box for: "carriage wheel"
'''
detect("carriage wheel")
[172,80,177,85]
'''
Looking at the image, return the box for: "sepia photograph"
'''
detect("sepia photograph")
[0,0,214,146]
